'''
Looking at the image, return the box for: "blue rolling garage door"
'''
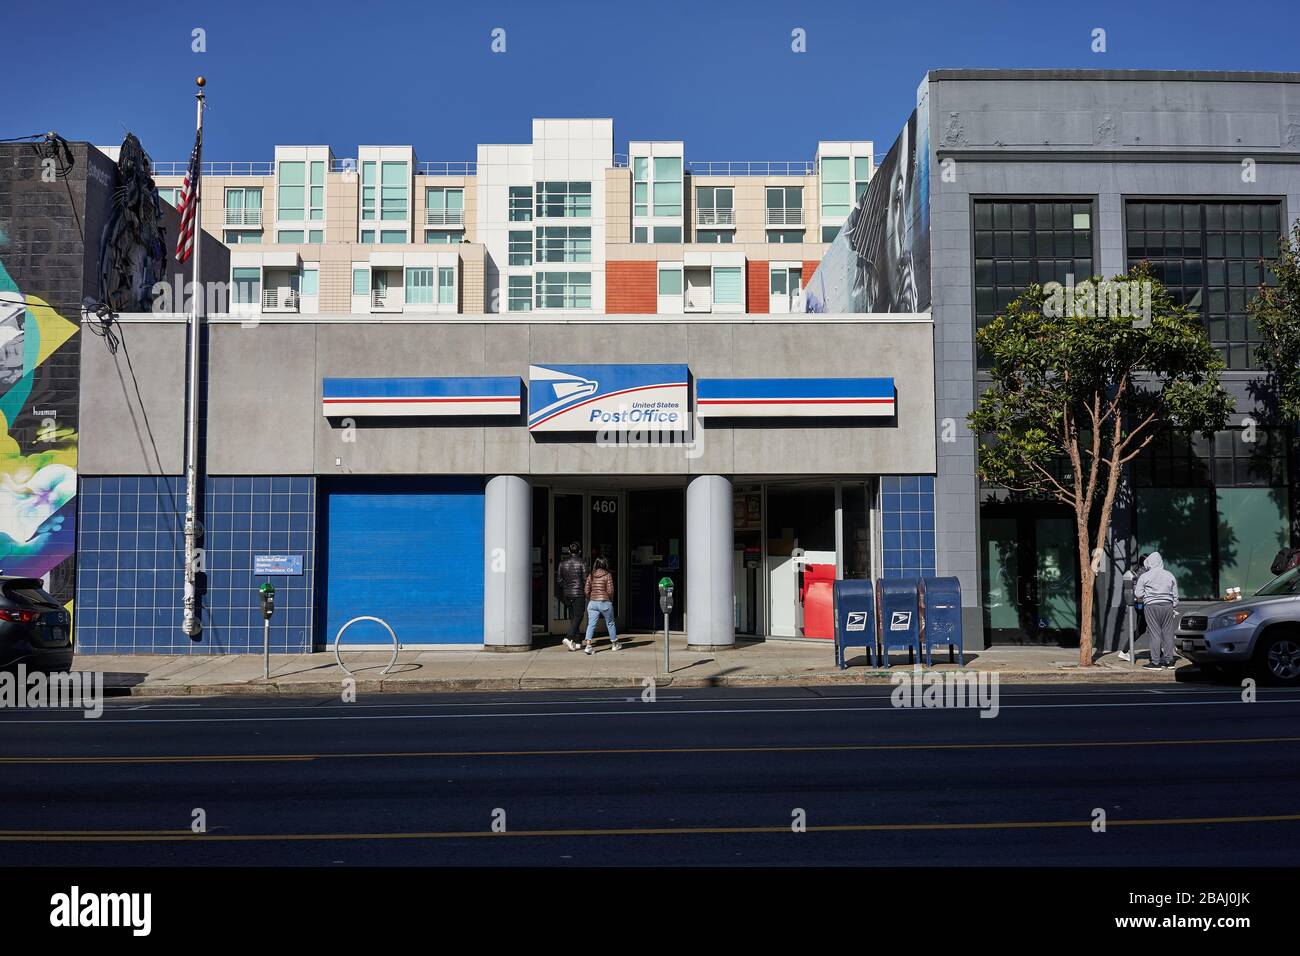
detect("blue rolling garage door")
[321,478,484,646]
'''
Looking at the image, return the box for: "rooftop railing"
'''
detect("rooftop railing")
[155,158,820,179]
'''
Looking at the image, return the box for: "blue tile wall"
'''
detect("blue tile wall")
[75,476,316,654]
[880,475,937,579]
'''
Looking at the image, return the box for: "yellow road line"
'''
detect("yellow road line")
[4,813,1300,842]
[3,735,1299,765]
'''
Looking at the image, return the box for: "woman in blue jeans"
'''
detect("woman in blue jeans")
[582,556,621,654]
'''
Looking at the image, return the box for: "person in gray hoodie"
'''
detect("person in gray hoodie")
[1135,551,1179,668]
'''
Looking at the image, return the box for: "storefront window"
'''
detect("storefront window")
[1134,427,1291,599]
[733,486,763,635]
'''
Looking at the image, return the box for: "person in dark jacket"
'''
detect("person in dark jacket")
[557,542,587,651]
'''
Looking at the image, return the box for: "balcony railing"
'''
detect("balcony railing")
[261,287,299,311]
[696,208,735,227]
[153,161,275,177]
[224,208,263,227]
[425,209,465,227]
[370,289,404,312]
[765,207,805,226]
[688,161,815,176]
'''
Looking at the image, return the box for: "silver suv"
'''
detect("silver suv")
[1175,565,1300,685]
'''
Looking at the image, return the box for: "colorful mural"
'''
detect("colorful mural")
[805,79,932,314]
[0,259,80,582]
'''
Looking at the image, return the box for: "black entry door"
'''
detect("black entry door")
[981,505,1081,646]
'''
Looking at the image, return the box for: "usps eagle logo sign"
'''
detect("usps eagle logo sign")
[527,364,689,432]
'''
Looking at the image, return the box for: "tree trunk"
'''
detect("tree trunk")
[1077,564,1096,666]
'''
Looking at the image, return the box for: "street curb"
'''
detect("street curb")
[100,666,1188,697]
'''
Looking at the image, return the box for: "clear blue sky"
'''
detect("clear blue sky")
[3,0,1298,164]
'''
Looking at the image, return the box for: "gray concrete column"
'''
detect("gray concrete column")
[686,474,735,650]
[483,475,532,651]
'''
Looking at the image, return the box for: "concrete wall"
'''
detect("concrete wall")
[80,315,937,480]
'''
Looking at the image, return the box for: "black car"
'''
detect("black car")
[0,576,72,670]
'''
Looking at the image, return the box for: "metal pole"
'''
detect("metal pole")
[181,79,206,639]
[263,616,270,680]
[663,613,670,674]
[1127,605,1136,668]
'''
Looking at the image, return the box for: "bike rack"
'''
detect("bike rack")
[333,616,400,676]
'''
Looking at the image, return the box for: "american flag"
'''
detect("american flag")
[173,128,202,262]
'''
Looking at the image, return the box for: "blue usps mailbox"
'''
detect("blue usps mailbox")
[876,577,921,668]
[833,579,875,669]
[920,576,966,666]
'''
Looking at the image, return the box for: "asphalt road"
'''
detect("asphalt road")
[3,681,1300,866]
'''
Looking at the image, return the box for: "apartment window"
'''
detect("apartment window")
[361,162,376,221]
[224,187,263,226]
[509,230,532,266]
[157,187,180,206]
[696,187,734,227]
[633,157,649,218]
[308,230,323,244]
[309,161,324,221]
[535,181,591,219]
[766,186,803,227]
[658,267,683,297]
[766,230,804,244]
[821,157,851,222]
[696,230,733,244]
[973,199,1095,366]
[633,226,648,243]
[379,230,406,244]
[277,161,305,221]
[653,226,682,244]
[360,230,375,244]
[653,157,682,217]
[536,226,591,263]
[232,267,261,305]
[1134,427,1290,599]
[854,157,872,203]
[300,266,319,297]
[406,267,434,305]
[1126,200,1282,370]
[507,275,532,312]
[277,230,304,244]
[438,267,455,305]
[713,266,742,306]
[223,230,260,244]
[381,162,408,220]
[352,267,369,296]
[509,186,533,222]
[426,187,464,226]
[535,272,592,309]
[426,230,459,244]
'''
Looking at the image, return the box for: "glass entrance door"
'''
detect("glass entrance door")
[980,507,1081,645]
[547,490,625,635]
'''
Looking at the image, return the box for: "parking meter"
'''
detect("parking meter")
[1121,569,1136,666]
[658,577,674,672]
[259,582,275,679]
[259,582,276,619]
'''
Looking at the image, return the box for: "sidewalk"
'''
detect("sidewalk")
[69,635,1191,697]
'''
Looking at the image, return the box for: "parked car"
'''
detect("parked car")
[1175,565,1300,685]
[0,576,72,670]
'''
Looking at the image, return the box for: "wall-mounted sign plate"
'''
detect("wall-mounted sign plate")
[528,364,689,432]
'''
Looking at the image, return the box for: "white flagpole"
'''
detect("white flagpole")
[182,76,206,638]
